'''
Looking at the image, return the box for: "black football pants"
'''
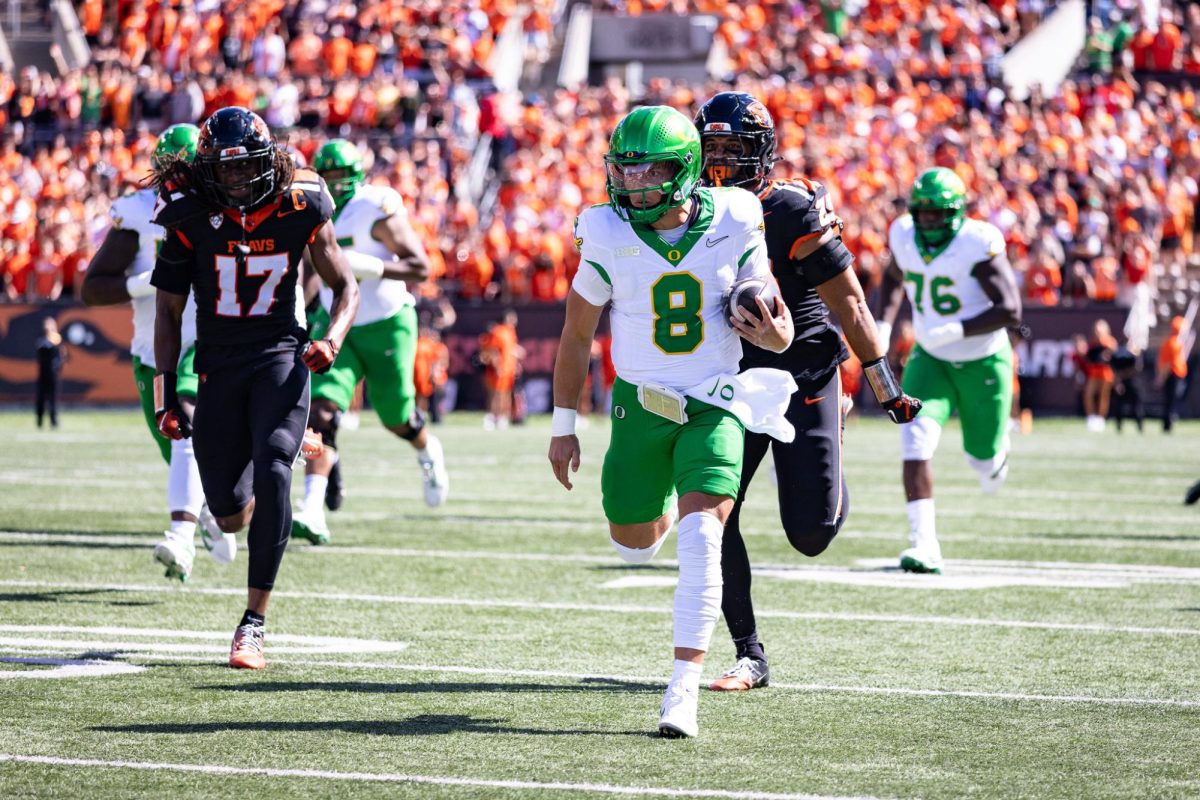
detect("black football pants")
[192,349,310,591]
[720,366,849,656]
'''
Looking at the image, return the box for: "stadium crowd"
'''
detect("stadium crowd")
[1,0,1198,321]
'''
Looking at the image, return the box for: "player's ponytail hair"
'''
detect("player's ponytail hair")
[269,146,295,200]
[145,153,196,194]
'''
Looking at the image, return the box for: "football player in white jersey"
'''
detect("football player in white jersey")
[549,106,796,738]
[291,139,448,546]
[877,168,1022,574]
[81,124,235,581]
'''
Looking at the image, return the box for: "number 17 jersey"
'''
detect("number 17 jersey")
[151,170,335,367]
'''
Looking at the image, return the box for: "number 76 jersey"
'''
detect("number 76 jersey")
[571,186,771,390]
[888,214,1008,363]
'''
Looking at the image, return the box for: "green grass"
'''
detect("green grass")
[0,410,1198,799]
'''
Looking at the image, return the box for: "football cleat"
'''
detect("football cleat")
[198,504,237,565]
[708,656,770,692]
[658,679,700,738]
[325,457,345,511]
[228,622,266,669]
[290,510,330,545]
[418,435,450,507]
[899,546,944,574]
[152,533,195,583]
[1185,481,1200,506]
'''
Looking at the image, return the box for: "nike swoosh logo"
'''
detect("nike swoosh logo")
[277,207,302,218]
[706,236,730,247]
[803,396,825,405]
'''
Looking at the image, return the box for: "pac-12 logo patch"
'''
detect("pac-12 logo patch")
[209,214,223,229]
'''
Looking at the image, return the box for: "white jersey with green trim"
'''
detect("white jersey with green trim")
[108,188,196,368]
[319,184,414,327]
[889,215,1008,363]
[571,186,771,390]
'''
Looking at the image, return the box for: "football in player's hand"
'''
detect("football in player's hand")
[724,277,776,324]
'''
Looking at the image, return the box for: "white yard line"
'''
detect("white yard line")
[0,625,405,654]
[0,578,1197,637]
[0,753,877,800]
[0,658,145,680]
[0,649,1194,709]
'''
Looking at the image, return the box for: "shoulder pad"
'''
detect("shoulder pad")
[358,184,405,217]
[150,186,206,229]
[286,173,335,222]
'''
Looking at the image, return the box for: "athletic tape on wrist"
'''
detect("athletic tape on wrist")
[551,407,577,437]
[863,357,902,404]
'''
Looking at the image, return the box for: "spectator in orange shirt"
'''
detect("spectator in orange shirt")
[1083,318,1118,432]
[1157,315,1190,432]
[478,309,523,430]
[414,326,451,424]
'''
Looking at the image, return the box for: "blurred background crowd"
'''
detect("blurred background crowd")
[1,1,1197,393]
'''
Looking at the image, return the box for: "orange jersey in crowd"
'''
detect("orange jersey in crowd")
[414,335,449,398]
[1158,318,1189,379]
[479,323,519,392]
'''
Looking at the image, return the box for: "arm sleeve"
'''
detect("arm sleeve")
[150,229,194,295]
[569,214,613,306]
[790,183,853,286]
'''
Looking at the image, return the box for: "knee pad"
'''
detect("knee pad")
[610,532,668,564]
[900,415,942,462]
[673,511,724,652]
[397,407,427,442]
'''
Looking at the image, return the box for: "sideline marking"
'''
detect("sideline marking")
[0,753,879,800]
[1,579,1197,637]
[0,657,145,680]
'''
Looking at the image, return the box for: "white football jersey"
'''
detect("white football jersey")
[572,187,771,390]
[889,215,1008,362]
[318,184,414,326]
[108,188,197,368]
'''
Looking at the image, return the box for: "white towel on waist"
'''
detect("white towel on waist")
[684,368,798,442]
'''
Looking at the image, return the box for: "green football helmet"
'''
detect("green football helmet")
[604,106,702,224]
[152,124,199,170]
[908,167,967,252]
[313,139,365,210]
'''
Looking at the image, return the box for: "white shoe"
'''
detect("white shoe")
[658,679,699,738]
[483,414,496,431]
[291,509,331,545]
[979,455,1009,495]
[418,435,450,507]
[153,533,195,583]
[899,545,943,574]
[198,504,237,565]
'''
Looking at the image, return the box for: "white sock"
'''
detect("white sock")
[167,436,204,518]
[168,520,196,540]
[417,433,442,465]
[966,452,1006,480]
[303,473,328,517]
[670,659,703,692]
[906,498,937,548]
[673,511,724,652]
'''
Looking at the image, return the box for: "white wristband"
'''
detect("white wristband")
[344,250,387,280]
[551,407,577,437]
[125,271,155,298]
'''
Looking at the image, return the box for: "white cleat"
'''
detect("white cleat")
[899,546,943,575]
[291,509,331,545]
[198,504,237,565]
[419,435,450,507]
[153,533,195,583]
[658,679,700,738]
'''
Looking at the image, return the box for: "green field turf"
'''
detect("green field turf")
[0,409,1197,799]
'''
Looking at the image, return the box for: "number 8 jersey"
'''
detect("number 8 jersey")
[151,170,335,363]
[889,214,1008,363]
[572,186,771,390]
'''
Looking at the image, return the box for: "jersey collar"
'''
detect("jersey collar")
[629,189,714,267]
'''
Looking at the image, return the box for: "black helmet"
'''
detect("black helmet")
[193,107,278,209]
[693,91,776,189]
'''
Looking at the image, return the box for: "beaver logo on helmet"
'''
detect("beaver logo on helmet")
[694,91,777,190]
[193,107,279,210]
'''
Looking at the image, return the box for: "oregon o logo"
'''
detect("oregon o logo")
[614,405,626,419]
[667,249,682,262]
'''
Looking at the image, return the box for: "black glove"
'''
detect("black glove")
[881,393,923,424]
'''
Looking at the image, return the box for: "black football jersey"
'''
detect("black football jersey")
[151,169,334,367]
[742,177,855,382]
